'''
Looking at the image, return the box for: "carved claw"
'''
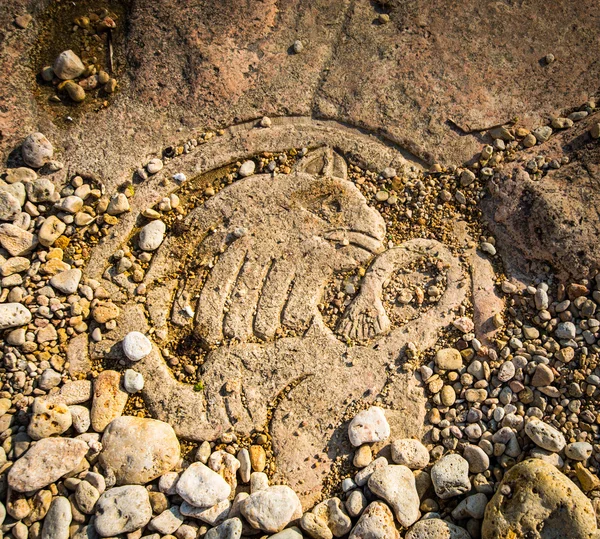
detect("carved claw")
[337,287,391,340]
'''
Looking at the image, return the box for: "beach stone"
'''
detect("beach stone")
[205,518,242,539]
[41,496,71,539]
[28,397,72,439]
[39,368,61,390]
[26,178,55,202]
[524,418,566,452]
[348,406,390,447]
[451,492,488,520]
[0,223,36,255]
[463,444,489,473]
[94,486,152,536]
[435,348,462,370]
[390,439,429,469]
[240,485,302,533]
[53,50,85,80]
[176,462,231,507]
[368,465,420,527]
[90,370,128,432]
[21,132,53,168]
[39,216,67,247]
[301,512,333,539]
[1,256,30,276]
[107,193,130,215]
[349,501,399,539]
[431,453,471,499]
[312,497,352,537]
[180,499,231,525]
[123,369,144,393]
[209,450,241,492]
[238,160,256,177]
[99,416,180,485]
[531,364,554,386]
[565,442,593,461]
[6,167,36,184]
[406,519,470,539]
[8,437,88,492]
[50,269,82,294]
[147,158,164,174]
[0,302,31,329]
[555,321,576,340]
[482,458,598,538]
[346,490,368,518]
[75,481,100,514]
[238,448,251,483]
[122,331,153,361]
[70,405,91,433]
[139,220,166,251]
[0,191,21,221]
[150,506,184,534]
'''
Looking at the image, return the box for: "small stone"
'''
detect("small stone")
[39,216,67,247]
[8,437,88,492]
[205,518,243,539]
[368,465,419,527]
[238,448,251,483]
[28,397,72,439]
[355,456,388,486]
[26,178,55,202]
[0,223,37,255]
[147,159,164,174]
[390,439,429,469]
[345,490,368,518]
[15,14,32,28]
[180,499,231,525]
[75,481,100,514]
[405,519,470,539]
[555,321,576,339]
[56,195,84,213]
[42,497,71,539]
[565,442,593,461]
[463,445,489,473]
[249,445,266,472]
[50,269,82,294]
[435,348,462,370]
[292,40,304,53]
[522,133,537,147]
[107,193,130,215]
[0,302,31,329]
[176,462,231,508]
[524,418,566,452]
[353,445,372,468]
[53,50,85,80]
[139,220,166,251]
[481,242,496,255]
[533,125,552,142]
[431,453,471,499]
[123,369,144,393]
[574,463,600,492]
[0,191,21,221]
[312,497,352,537]
[591,123,600,139]
[259,116,272,128]
[497,361,515,382]
[94,486,152,536]
[21,132,53,168]
[531,364,554,386]
[301,513,332,539]
[348,502,399,539]
[64,81,86,102]
[150,507,184,534]
[348,406,390,446]
[122,331,153,361]
[238,161,256,177]
[460,169,476,186]
[91,370,128,432]
[240,485,302,533]
[441,385,456,406]
[69,405,91,434]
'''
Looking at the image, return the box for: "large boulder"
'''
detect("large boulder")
[482,458,598,538]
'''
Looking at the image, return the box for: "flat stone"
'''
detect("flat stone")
[482,458,598,538]
[524,418,566,452]
[8,437,89,492]
[94,486,152,537]
[139,220,166,251]
[50,269,82,294]
[42,496,71,539]
[149,506,184,534]
[348,406,390,447]
[0,223,36,255]
[100,416,180,485]
[90,370,128,432]
[27,397,72,439]
[435,348,463,370]
[21,132,53,168]
[406,519,470,539]
[180,499,231,525]
[176,462,231,508]
[122,331,153,361]
[348,501,399,539]
[431,453,471,499]
[240,485,302,533]
[390,439,429,469]
[368,465,420,528]
[0,303,31,329]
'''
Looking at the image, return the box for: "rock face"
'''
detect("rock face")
[99,416,181,485]
[8,437,89,492]
[482,458,598,539]
[240,485,303,533]
[349,501,399,539]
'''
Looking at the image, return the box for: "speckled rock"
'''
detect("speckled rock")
[90,370,128,432]
[94,486,152,536]
[41,496,71,539]
[240,485,302,533]
[348,407,390,447]
[21,132,53,168]
[99,416,180,485]
[349,501,399,539]
[524,418,566,452]
[176,462,231,508]
[482,458,598,538]
[0,303,31,329]
[368,465,420,527]
[431,453,471,499]
[406,518,470,539]
[390,439,430,469]
[27,397,72,440]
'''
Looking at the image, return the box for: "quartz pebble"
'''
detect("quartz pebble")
[240,485,302,533]
[239,160,256,177]
[122,331,153,361]
[139,220,166,251]
[348,406,390,446]
[53,50,85,80]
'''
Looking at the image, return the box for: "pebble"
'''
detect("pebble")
[431,453,471,499]
[591,123,600,139]
[240,486,302,533]
[56,195,84,213]
[139,220,166,251]
[122,331,153,361]
[50,268,82,294]
[249,445,267,472]
[345,490,368,518]
[348,502,398,539]
[405,518,470,539]
[107,193,130,215]
[180,499,231,525]
[147,159,164,174]
[53,50,85,80]
[15,13,32,28]
[353,445,372,468]
[555,321,576,339]
[94,486,152,536]
[313,497,352,537]
[0,191,21,221]
[205,518,243,539]
[347,406,390,446]
[64,81,86,102]
[435,348,462,370]
[8,437,88,492]
[524,418,566,452]
[390,439,429,469]
[301,513,332,539]
[533,126,552,142]
[239,161,256,177]
[565,442,593,461]
[292,40,304,53]
[28,397,72,439]
[368,465,420,527]
[42,496,71,539]
[463,444,489,473]
[238,448,251,483]
[26,178,55,202]
[176,462,231,508]
[123,369,144,393]
[91,370,128,432]
[75,480,100,514]
[69,405,91,433]
[150,506,185,534]
[39,215,67,246]
[0,302,31,329]
[531,363,554,386]
[451,492,488,520]
[522,133,537,147]
[355,456,388,486]
[0,223,37,255]
[21,132,54,168]
[99,417,180,484]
